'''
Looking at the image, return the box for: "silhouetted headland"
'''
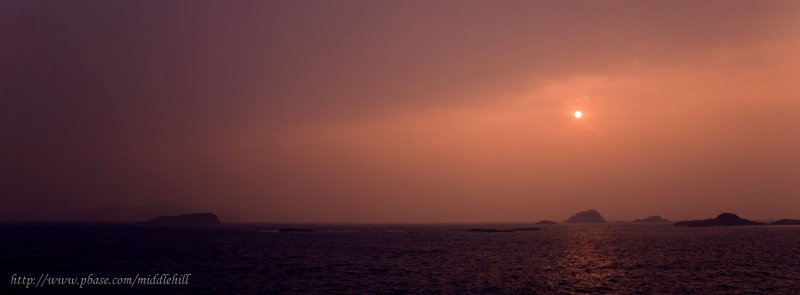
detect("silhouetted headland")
[770,219,800,225]
[279,228,314,232]
[673,213,765,227]
[634,215,668,222]
[564,210,607,223]
[140,213,221,225]
[536,220,558,225]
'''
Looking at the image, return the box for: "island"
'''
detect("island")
[564,210,607,223]
[73,203,194,223]
[634,215,668,222]
[770,219,800,225]
[673,213,765,227]
[140,213,221,225]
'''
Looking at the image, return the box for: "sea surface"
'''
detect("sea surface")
[2,223,800,294]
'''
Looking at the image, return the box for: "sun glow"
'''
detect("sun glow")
[574,110,582,118]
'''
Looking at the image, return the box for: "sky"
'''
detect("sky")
[2,0,799,222]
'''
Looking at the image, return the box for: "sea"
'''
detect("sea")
[2,223,800,294]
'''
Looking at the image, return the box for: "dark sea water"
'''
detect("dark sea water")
[2,223,800,294]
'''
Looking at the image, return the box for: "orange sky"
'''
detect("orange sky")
[2,0,799,222]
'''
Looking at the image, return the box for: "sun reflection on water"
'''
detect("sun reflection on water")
[554,225,620,293]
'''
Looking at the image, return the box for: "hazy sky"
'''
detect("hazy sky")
[2,0,799,222]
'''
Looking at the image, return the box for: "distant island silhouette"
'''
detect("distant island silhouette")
[564,210,607,223]
[770,219,800,225]
[141,213,221,225]
[73,203,194,222]
[512,227,542,231]
[673,213,765,227]
[536,220,558,225]
[467,228,514,233]
[634,215,668,222]
[466,227,541,233]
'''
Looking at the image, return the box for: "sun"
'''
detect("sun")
[574,110,582,118]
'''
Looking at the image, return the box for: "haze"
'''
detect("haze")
[2,0,799,222]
